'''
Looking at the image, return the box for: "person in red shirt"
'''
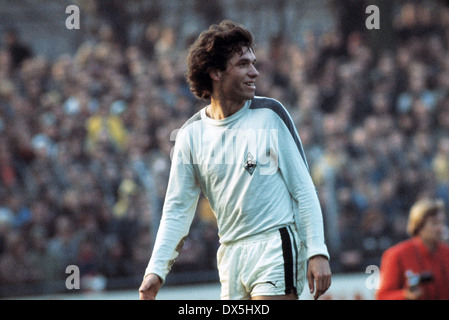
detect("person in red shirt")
[376,198,449,300]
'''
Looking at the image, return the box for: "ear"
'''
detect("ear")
[209,69,222,81]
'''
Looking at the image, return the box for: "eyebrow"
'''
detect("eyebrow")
[232,56,257,66]
[241,57,256,63]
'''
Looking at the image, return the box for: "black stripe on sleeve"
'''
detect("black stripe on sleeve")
[249,97,309,171]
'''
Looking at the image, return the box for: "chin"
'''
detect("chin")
[245,91,256,99]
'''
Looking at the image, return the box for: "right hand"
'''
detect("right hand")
[404,286,423,300]
[139,273,162,300]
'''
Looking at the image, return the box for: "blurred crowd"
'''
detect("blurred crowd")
[0,1,449,294]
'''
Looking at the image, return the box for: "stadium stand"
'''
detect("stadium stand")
[0,0,448,298]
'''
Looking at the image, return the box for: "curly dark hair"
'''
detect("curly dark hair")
[186,20,254,100]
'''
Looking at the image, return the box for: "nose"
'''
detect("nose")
[249,64,259,78]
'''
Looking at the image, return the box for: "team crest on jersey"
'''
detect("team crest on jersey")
[243,152,257,175]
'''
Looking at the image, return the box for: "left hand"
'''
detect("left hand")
[307,255,332,300]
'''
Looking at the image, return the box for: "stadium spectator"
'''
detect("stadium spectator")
[376,199,449,300]
[1,28,33,70]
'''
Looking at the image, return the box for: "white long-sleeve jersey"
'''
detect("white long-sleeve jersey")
[145,97,329,282]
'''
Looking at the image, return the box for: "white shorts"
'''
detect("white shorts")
[217,225,306,300]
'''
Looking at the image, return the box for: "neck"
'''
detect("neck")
[207,97,246,120]
[420,237,438,252]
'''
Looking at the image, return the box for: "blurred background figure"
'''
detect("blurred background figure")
[1,28,33,70]
[376,199,449,300]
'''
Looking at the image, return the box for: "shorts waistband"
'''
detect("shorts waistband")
[222,224,296,246]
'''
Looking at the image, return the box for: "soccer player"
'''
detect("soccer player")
[139,20,331,300]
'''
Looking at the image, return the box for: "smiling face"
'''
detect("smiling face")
[211,46,259,108]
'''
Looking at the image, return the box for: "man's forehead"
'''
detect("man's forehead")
[229,46,256,63]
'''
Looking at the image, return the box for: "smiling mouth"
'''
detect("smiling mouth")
[245,82,256,88]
